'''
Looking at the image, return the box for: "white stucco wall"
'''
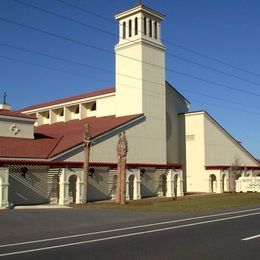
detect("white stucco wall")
[185,111,259,193]
[96,95,116,117]
[166,84,188,164]
[204,115,258,166]
[58,116,167,164]
[185,112,206,192]
[0,117,35,139]
[115,8,167,164]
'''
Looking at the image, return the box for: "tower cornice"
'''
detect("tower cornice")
[115,5,165,21]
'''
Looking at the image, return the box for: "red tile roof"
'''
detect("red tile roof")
[0,114,143,159]
[19,87,115,112]
[0,160,182,169]
[0,109,36,120]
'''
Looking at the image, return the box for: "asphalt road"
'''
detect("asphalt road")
[0,206,259,259]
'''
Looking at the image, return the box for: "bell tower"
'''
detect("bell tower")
[115,4,165,116]
[115,4,167,163]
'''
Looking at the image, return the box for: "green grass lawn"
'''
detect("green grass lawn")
[75,193,260,212]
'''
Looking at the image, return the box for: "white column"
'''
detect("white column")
[126,179,130,200]
[58,169,70,205]
[208,177,212,192]
[158,23,161,40]
[177,170,184,196]
[216,170,222,193]
[216,178,222,193]
[166,170,174,197]
[133,171,141,200]
[76,180,84,204]
[0,167,9,208]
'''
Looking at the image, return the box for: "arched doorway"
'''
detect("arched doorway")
[159,174,167,196]
[129,175,134,200]
[222,174,227,192]
[0,178,2,207]
[174,174,178,197]
[68,175,77,203]
[209,174,217,192]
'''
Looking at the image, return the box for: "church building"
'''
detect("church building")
[0,3,259,208]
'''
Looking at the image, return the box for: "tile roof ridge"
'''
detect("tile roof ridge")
[47,135,65,158]
[19,87,115,112]
[0,109,36,119]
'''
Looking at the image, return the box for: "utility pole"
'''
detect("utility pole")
[116,132,128,204]
[82,123,92,204]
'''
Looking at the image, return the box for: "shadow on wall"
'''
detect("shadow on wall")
[8,174,48,206]
[87,175,110,202]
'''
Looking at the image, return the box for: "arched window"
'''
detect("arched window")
[129,19,132,37]
[144,17,147,35]
[149,19,152,37]
[154,22,158,39]
[135,17,138,35]
[123,22,126,39]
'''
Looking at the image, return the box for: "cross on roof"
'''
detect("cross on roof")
[3,92,7,104]
[137,0,142,5]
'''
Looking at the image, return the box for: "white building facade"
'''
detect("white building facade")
[0,4,259,208]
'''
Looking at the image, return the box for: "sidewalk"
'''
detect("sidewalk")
[14,204,71,210]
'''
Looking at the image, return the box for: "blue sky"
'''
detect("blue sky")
[0,0,259,158]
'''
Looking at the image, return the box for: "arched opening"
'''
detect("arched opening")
[159,174,167,196]
[0,178,2,207]
[129,175,134,200]
[174,174,178,197]
[129,19,132,37]
[222,174,228,192]
[135,17,138,35]
[144,17,147,35]
[123,22,126,39]
[209,174,217,193]
[149,19,152,37]
[68,175,77,204]
[154,22,158,39]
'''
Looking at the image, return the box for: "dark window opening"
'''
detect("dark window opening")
[149,19,152,37]
[75,106,79,114]
[154,22,158,39]
[123,22,126,39]
[135,17,138,35]
[129,19,132,37]
[91,102,96,111]
[144,17,147,35]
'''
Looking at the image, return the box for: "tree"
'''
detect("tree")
[229,158,242,193]
[116,132,128,204]
[82,123,92,204]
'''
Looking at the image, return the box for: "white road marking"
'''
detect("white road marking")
[242,234,260,241]
[0,208,260,248]
[0,211,259,257]
[0,207,259,249]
